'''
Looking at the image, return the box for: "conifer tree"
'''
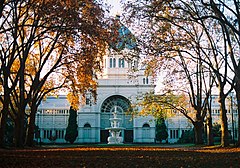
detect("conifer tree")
[65,107,78,144]
[156,118,168,143]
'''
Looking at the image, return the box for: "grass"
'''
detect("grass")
[0,144,239,168]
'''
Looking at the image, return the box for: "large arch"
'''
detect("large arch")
[100,95,133,143]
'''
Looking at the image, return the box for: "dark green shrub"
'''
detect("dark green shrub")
[177,129,194,143]
[65,107,78,144]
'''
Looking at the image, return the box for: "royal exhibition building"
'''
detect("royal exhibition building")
[35,21,238,145]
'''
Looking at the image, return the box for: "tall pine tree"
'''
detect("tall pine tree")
[156,118,168,143]
[65,107,78,144]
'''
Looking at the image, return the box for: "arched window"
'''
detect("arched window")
[110,58,113,68]
[143,123,150,128]
[84,123,91,139]
[142,123,150,139]
[113,58,116,67]
[100,95,132,130]
[101,95,131,113]
[119,58,125,68]
[84,123,91,128]
[143,78,145,84]
[146,77,149,84]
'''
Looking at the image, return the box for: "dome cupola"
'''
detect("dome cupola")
[110,16,137,51]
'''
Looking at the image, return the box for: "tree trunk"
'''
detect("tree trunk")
[25,105,37,147]
[14,56,27,147]
[235,84,240,147]
[194,121,204,145]
[0,93,11,148]
[0,109,7,148]
[206,116,214,146]
[14,112,25,147]
[218,96,229,147]
[237,97,240,147]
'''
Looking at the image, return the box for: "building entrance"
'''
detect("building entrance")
[100,95,133,143]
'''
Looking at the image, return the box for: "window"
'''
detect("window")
[143,77,149,84]
[84,123,91,128]
[122,59,124,68]
[49,130,52,138]
[142,123,150,139]
[182,130,185,136]
[84,123,91,139]
[43,130,53,139]
[118,58,125,68]
[146,77,149,84]
[110,58,116,68]
[44,130,47,139]
[86,98,91,106]
[170,129,179,139]
[56,130,65,139]
[113,58,116,67]
[59,110,66,114]
[110,58,113,68]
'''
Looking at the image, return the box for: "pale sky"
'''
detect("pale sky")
[106,0,122,16]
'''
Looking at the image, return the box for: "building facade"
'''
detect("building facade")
[35,52,239,144]
[36,47,161,144]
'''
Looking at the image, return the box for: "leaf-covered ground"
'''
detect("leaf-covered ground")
[0,145,240,168]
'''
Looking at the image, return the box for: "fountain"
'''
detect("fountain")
[106,106,125,144]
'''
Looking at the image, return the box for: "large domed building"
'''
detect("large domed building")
[35,17,199,144]
[36,18,158,144]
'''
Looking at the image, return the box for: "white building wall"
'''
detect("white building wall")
[35,94,239,144]
[77,112,99,143]
[165,112,193,143]
[133,116,155,143]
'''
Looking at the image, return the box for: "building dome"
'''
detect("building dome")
[110,16,137,51]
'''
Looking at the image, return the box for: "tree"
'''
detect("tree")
[200,0,240,147]
[155,118,168,143]
[0,0,25,147]
[0,0,4,17]
[65,107,78,144]
[123,0,215,145]
[123,0,238,147]
[0,0,112,147]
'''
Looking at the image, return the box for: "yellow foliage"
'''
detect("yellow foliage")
[0,0,110,113]
[132,91,193,119]
[67,92,80,110]
[11,59,20,74]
